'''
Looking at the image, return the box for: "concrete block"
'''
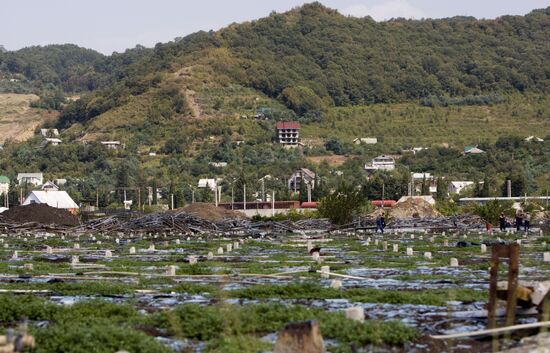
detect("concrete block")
[320,266,330,279]
[226,244,233,252]
[544,252,550,263]
[307,240,313,253]
[450,258,459,267]
[207,252,214,260]
[148,244,155,251]
[443,240,449,247]
[129,247,136,254]
[393,244,399,252]
[217,247,224,255]
[406,247,413,256]
[481,244,487,253]
[189,255,197,265]
[71,255,79,264]
[345,307,365,322]
[11,251,17,260]
[46,246,53,254]
[105,250,113,258]
[234,242,239,250]
[175,239,180,245]
[382,241,388,251]
[330,280,342,289]
[24,263,33,271]
[166,265,176,276]
[311,252,320,261]
[74,243,80,249]
[424,252,432,260]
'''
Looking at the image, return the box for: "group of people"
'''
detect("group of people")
[499,210,531,232]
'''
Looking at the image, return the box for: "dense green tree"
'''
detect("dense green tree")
[318,183,365,224]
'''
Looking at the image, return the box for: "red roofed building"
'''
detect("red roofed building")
[276,121,301,146]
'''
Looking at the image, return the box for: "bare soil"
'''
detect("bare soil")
[182,203,245,221]
[0,204,79,226]
[0,93,57,143]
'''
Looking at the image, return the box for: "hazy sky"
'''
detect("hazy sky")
[2,0,548,54]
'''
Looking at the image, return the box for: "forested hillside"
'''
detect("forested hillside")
[0,3,549,207]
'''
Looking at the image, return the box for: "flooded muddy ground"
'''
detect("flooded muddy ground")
[0,228,548,352]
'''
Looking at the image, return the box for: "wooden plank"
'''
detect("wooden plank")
[431,321,550,339]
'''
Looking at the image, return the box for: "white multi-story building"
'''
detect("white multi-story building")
[277,122,300,146]
[365,155,396,172]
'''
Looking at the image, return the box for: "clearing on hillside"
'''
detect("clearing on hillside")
[0,93,57,143]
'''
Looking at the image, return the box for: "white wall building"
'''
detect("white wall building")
[23,190,79,213]
[17,173,43,186]
[448,181,475,194]
[365,155,395,172]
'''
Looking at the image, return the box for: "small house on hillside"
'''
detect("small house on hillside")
[448,181,475,194]
[198,179,217,191]
[23,185,79,214]
[277,122,301,147]
[288,168,316,192]
[40,129,59,137]
[353,137,377,145]
[364,155,395,172]
[42,138,63,147]
[411,173,432,181]
[17,173,43,186]
[525,136,544,142]
[100,141,123,150]
[464,146,485,154]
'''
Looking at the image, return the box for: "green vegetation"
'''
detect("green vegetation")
[318,183,365,224]
[0,3,549,207]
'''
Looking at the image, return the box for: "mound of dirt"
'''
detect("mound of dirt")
[182,203,246,221]
[389,198,442,219]
[0,203,79,226]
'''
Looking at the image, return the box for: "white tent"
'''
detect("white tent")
[23,190,79,210]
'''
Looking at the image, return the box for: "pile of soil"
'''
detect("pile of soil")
[182,203,245,221]
[389,198,442,219]
[0,203,80,226]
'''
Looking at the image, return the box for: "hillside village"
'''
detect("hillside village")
[0,3,549,353]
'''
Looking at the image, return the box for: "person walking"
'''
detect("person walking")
[375,213,385,234]
[515,210,523,232]
[499,213,507,232]
[524,212,531,232]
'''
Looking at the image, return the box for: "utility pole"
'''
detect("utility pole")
[171,194,174,210]
[272,191,275,217]
[243,183,246,211]
[96,190,99,208]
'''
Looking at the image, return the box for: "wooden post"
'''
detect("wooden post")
[505,244,520,327]
[487,243,520,350]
